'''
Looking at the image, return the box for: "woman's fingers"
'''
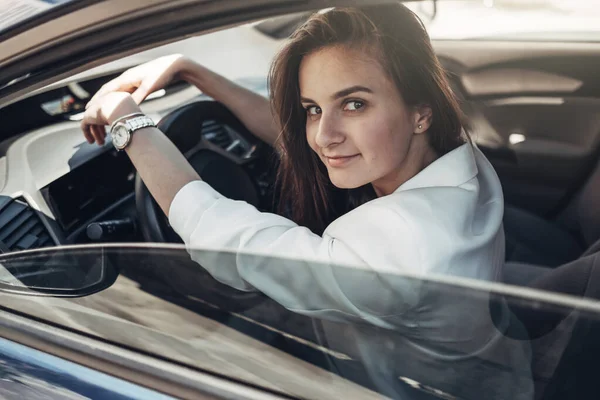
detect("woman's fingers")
[83,125,105,146]
[88,78,139,108]
[131,83,152,104]
[131,74,165,104]
[90,125,106,145]
[81,92,140,146]
[82,113,106,145]
[81,122,94,144]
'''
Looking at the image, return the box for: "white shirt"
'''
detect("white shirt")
[168,144,535,399]
[169,143,505,330]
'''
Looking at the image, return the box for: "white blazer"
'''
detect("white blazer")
[169,143,505,332]
[168,144,535,399]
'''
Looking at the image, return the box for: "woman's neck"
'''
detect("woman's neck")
[371,137,439,197]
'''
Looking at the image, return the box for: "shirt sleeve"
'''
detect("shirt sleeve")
[168,180,421,328]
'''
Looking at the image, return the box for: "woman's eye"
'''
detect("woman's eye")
[306,106,321,116]
[343,100,365,111]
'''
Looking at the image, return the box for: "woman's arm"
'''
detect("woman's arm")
[168,180,421,327]
[178,60,280,146]
[87,55,279,146]
[82,93,418,327]
[82,92,200,216]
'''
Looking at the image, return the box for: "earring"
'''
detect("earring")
[418,124,422,130]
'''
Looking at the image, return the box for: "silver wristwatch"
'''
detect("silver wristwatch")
[109,113,156,151]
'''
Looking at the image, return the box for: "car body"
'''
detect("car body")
[2,1,600,399]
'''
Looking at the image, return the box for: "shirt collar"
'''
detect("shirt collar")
[394,143,478,193]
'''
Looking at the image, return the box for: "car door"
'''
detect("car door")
[0,336,172,400]
[435,39,600,216]
[407,0,600,217]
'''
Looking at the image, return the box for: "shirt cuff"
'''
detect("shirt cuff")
[168,180,223,243]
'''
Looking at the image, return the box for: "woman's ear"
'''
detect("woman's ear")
[413,105,433,134]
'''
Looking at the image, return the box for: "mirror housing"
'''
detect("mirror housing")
[0,247,119,297]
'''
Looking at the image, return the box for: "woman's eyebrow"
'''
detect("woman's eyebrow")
[300,86,373,104]
[300,96,315,104]
[332,85,373,100]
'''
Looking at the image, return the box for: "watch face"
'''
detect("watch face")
[112,125,129,148]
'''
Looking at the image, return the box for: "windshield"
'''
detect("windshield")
[407,0,600,41]
[0,0,74,34]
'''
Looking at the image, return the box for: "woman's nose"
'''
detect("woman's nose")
[315,112,344,148]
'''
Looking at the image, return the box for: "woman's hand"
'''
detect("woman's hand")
[81,92,141,145]
[83,54,188,145]
[88,53,279,146]
[89,54,188,105]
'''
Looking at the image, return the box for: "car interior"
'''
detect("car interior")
[2,3,600,399]
[3,30,600,263]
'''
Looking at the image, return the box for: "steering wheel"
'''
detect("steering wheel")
[135,101,262,242]
[135,101,265,308]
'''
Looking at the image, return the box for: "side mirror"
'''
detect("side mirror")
[0,247,119,297]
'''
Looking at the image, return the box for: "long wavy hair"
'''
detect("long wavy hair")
[269,3,467,235]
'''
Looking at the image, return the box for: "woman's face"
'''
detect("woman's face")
[299,46,433,196]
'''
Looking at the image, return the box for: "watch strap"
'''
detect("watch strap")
[122,115,156,132]
[110,114,156,151]
[109,112,144,131]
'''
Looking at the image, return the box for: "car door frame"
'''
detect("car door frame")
[0,0,401,108]
[0,306,292,400]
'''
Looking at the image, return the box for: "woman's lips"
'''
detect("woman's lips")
[324,154,360,167]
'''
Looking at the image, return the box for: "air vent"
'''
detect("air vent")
[201,120,232,148]
[0,198,53,252]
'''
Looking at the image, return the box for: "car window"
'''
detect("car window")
[0,245,546,400]
[407,0,600,41]
[0,23,278,138]
[53,23,279,94]
[0,0,76,34]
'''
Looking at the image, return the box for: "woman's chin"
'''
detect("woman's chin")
[329,176,368,190]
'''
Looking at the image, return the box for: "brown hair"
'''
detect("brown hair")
[269,3,466,235]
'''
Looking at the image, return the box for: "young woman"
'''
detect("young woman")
[82,5,530,398]
[83,0,505,329]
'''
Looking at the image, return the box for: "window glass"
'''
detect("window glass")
[407,0,600,41]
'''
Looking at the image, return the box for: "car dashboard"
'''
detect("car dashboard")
[0,72,271,251]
